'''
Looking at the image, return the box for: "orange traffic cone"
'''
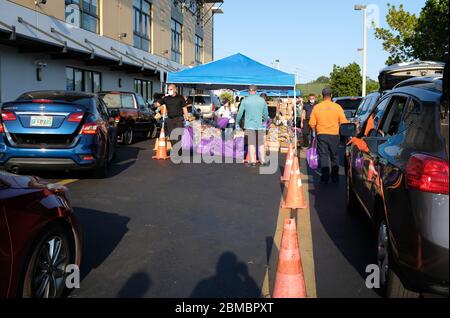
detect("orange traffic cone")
[282,156,307,209]
[152,128,170,160]
[281,144,294,182]
[273,218,307,298]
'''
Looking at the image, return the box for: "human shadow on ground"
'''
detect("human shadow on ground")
[117,272,152,298]
[190,252,261,298]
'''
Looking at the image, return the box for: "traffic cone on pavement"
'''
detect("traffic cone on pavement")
[273,218,307,298]
[281,144,294,182]
[152,127,170,160]
[282,156,307,209]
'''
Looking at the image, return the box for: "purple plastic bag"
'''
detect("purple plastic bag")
[181,127,193,151]
[234,137,245,160]
[354,155,364,170]
[217,118,229,129]
[306,138,319,170]
[196,137,213,155]
[223,139,235,158]
[210,136,223,156]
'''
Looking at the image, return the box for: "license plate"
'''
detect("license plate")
[30,116,53,127]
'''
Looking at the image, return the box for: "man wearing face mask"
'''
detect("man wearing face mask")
[301,93,316,148]
[159,84,189,141]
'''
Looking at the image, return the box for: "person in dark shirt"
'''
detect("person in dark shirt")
[301,93,317,147]
[159,84,189,138]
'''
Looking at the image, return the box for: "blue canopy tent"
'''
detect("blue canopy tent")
[167,53,296,91]
[167,53,299,146]
[236,90,302,97]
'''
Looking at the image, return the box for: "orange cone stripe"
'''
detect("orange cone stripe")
[273,218,307,298]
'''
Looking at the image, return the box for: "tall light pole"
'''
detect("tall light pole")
[355,4,367,97]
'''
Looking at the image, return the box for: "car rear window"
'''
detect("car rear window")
[17,91,93,107]
[99,93,135,109]
[336,98,363,110]
[190,96,211,105]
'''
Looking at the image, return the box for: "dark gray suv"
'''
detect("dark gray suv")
[342,75,449,297]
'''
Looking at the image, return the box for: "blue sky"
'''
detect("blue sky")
[213,0,427,83]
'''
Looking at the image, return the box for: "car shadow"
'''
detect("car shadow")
[305,151,377,284]
[190,252,261,298]
[117,272,152,298]
[72,207,130,281]
[17,145,143,181]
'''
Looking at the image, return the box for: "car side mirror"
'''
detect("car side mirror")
[109,109,120,117]
[340,123,356,137]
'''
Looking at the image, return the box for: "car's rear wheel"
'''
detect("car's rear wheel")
[376,218,419,298]
[147,124,158,139]
[92,153,109,179]
[22,225,71,298]
[122,126,133,145]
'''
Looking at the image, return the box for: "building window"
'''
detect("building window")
[171,19,182,64]
[134,79,153,102]
[133,0,151,52]
[65,0,100,33]
[66,67,101,93]
[195,35,203,65]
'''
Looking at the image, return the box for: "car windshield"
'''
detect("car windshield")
[336,98,363,110]
[99,93,135,109]
[190,96,211,105]
[17,91,93,107]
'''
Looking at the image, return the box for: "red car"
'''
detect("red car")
[0,171,81,298]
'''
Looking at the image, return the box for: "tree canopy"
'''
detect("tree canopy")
[329,63,362,97]
[375,0,449,65]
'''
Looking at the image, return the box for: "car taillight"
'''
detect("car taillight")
[1,111,17,121]
[68,112,84,123]
[212,104,215,112]
[406,154,449,195]
[0,123,4,133]
[32,99,53,104]
[115,116,120,124]
[81,123,98,135]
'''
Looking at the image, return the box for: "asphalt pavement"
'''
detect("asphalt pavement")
[65,139,281,298]
[40,139,380,298]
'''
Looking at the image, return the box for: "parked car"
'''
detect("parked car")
[352,92,381,133]
[98,91,158,145]
[333,96,363,119]
[0,171,82,298]
[0,91,117,178]
[189,94,221,120]
[341,76,448,297]
[378,61,445,91]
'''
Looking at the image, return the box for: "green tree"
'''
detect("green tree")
[315,76,330,83]
[220,91,233,104]
[329,63,362,97]
[366,78,380,93]
[374,4,418,65]
[410,0,449,62]
[375,1,449,65]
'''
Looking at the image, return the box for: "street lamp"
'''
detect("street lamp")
[355,4,367,97]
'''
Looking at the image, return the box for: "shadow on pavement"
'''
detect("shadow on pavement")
[117,272,152,298]
[306,148,377,282]
[107,145,143,178]
[73,207,130,280]
[18,145,143,181]
[190,252,260,298]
